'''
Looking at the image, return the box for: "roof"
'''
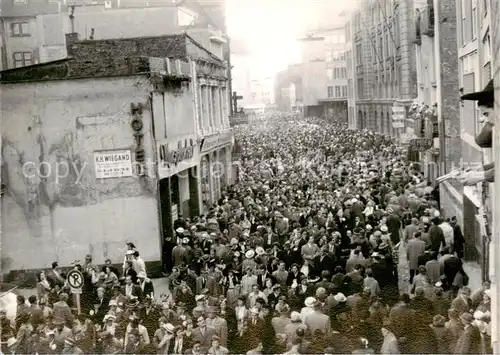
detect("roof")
[1,32,224,83]
[1,0,61,17]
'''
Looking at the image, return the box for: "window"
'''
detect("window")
[335,86,341,97]
[356,44,362,64]
[462,0,472,45]
[13,51,32,67]
[342,86,348,97]
[11,22,30,36]
[333,68,339,79]
[342,68,347,78]
[472,0,478,39]
[462,72,476,136]
[357,78,364,99]
[327,68,333,80]
[327,86,334,97]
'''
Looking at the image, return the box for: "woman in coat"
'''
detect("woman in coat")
[379,322,399,355]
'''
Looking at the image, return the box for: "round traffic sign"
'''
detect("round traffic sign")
[67,269,84,289]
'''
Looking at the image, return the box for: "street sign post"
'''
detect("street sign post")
[67,269,84,315]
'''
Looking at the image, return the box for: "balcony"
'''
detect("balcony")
[208,27,227,44]
[420,5,434,37]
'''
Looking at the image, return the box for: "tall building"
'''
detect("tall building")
[411,0,462,220]
[298,26,348,120]
[453,0,494,281]
[351,0,416,136]
[490,0,499,348]
[274,64,303,113]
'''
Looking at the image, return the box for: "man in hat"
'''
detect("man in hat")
[172,238,189,268]
[205,306,228,347]
[192,316,216,353]
[53,316,73,350]
[406,231,426,284]
[137,271,155,299]
[458,79,495,185]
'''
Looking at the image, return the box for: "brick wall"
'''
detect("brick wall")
[65,34,188,78]
[438,0,461,173]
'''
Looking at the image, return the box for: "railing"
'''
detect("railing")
[420,5,434,37]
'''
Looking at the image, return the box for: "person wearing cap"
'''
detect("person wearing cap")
[451,286,473,315]
[137,271,155,300]
[172,237,189,268]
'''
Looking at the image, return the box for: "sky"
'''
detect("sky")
[226,0,357,78]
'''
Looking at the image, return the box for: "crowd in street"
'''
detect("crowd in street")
[0,116,493,354]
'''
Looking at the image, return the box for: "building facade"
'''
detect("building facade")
[454,0,493,275]
[345,19,358,129]
[411,0,463,223]
[490,0,499,347]
[274,64,303,113]
[298,26,348,119]
[0,0,227,70]
[352,0,417,136]
[0,33,228,281]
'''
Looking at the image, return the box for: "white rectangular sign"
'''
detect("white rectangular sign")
[94,150,133,179]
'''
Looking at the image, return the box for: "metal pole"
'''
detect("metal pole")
[225,36,233,117]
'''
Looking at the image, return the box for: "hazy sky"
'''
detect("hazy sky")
[226,0,357,77]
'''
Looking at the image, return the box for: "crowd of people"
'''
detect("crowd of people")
[0,116,493,354]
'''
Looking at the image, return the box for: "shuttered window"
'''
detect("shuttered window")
[462,72,476,136]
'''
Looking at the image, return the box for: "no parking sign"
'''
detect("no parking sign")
[67,269,84,294]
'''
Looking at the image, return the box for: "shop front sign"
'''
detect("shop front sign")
[159,139,195,166]
[392,106,406,128]
[200,131,233,154]
[409,138,433,152]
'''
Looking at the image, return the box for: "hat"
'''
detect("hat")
[334,293,347,302]
[182,238,189,244]
[195,295,205,302]
[460,312,474,324]
[378,243,389,250]
[432,314,446,327]
[255,247,265,256]
[250,307,259,314]
[53,317,65,325]
[126,250,135,255]
[304,297,316,307]
[461,79,494,105]
[234,251,241,258]
[126,299,140,308]
[290,311,301,322]
[176,227,185,234]
[108,300,117,307]
[103,314,116,322]
[164,323,175,333]
[371,252,380,257]
[230,238,238,246]
[380,225,388,232]
[366,224,372,230]
[126,242,136,248]
[474,310,485,320]
[137,271,147,278]
[45,329,55,336]
[6,338,17,348]
[245,250,255,259]
[435,281,443,288]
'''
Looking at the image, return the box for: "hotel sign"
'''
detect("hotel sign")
[200,131,233,153]
[159,139,195,166]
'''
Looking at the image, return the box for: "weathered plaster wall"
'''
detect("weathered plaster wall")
[1,76,160,271]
